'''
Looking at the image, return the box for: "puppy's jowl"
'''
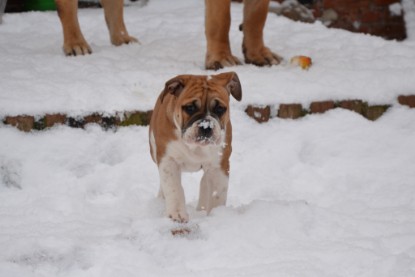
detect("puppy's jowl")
[149,72,242,222]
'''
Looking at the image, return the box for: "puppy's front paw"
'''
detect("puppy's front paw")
[168,210,189,223]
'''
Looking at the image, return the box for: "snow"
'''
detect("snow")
[198,120,214,129]
[1,0,415,276]
[390,3,403,17]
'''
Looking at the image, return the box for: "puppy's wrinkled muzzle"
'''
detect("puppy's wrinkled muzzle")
[183,117,221,146]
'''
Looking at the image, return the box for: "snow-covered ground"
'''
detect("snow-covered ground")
[1,1,415,276]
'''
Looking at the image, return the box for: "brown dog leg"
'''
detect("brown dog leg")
[205,0,241,70]
[100,0,138,46]
[242,0,282,66]
[56,0,92,56]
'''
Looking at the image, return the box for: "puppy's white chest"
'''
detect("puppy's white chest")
[166,140,222,172]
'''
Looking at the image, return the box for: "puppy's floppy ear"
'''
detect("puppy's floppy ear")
[160,76,185,103]
[212,72,242,101]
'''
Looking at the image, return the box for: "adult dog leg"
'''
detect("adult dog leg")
[55,0,91,55]
[100,0,138,46]
[205,0,241,70]
[242,0,282,66]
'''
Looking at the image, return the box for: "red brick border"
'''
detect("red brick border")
[2,95,414,131]
[3,111,151,132]
[244,95,414,123]
[398,95,415,108]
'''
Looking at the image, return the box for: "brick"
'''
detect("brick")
[44,114,67,128]
[83,113,120,129]
[361,11,385,24]
[339,100,366,115]
[310,101,335,114]
[398,95,415,108]
[380,25,407,41]
[312,0,406,40]
[245,105,271,123]
[323,0,370,11]
[4,115,34,132]
[277,104,304,119]
[83,114,103,125]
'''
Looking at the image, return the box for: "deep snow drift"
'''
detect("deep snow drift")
[1,1,415,276]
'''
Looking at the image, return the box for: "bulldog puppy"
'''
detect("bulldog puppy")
[205,0,282,70]
[55,0,137,56]
[149,72,242,222]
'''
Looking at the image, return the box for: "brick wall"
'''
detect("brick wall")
[237,0,407,40]
[312,0,406,40]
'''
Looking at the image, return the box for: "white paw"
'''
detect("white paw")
[167,209,189,223]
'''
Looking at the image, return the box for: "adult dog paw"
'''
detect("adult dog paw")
[63,40,92,56]
[205,52,242,70]
[243,45,283,67]
[111,34,139,46]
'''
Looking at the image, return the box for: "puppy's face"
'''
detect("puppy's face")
[161,72,242,146]
[179,88,228,146]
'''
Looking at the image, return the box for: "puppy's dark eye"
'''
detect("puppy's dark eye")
[213,104,227,117]
[183,104,198,115]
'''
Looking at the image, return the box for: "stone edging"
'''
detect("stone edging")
[246,95,415,123]
[2,95,415,132]
[2,111,152,132]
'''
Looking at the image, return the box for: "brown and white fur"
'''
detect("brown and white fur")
[55,0,280,69]
[149,72,242,222]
